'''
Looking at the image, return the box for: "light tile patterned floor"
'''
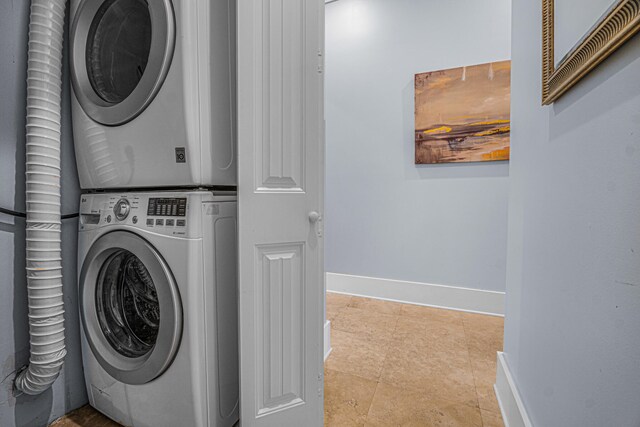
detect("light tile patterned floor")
[52,292,505,427]
[324,292,505,427]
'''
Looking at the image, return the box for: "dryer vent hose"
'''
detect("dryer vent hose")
[15,0,67,395]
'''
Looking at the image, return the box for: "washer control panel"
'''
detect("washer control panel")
[147,198,187,217]
[79,191,235,239]
[80,193,194,237]
[145,198,188,232]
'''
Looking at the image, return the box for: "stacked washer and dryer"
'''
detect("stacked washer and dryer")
[70,0,239,426]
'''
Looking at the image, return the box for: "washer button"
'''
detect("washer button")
[146,219,154,226]
[156,219,164,226]
[166,219,175,226]
[177,219,186,227]
[106,215,111,223]
[132,216,138,224]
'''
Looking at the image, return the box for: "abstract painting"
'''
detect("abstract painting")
[414,60,511,164]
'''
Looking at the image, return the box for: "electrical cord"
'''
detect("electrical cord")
[0,206,79,219]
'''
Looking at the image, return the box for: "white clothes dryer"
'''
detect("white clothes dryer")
[70,0,236,189]
[77,191,238,427]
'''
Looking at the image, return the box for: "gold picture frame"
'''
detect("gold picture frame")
[542,0,640,104]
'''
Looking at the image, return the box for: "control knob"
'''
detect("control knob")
[114,198,131,221]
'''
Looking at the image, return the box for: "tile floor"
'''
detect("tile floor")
[324,292,505,427]
[49,405,119,427]
[51,293,505,427]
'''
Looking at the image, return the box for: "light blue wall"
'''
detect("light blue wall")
[504,0,640,425]
[325,0,512,292]
[0,2,87,426]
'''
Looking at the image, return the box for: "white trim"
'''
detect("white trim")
[494,352,533,427]
[324,320,332,361]
[326,272,504,316]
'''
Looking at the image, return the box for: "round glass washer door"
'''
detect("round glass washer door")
[80,231,182,385]
[70,0,175,126]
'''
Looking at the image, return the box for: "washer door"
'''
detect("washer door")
[80,231,182,385]
[71,0,175,125]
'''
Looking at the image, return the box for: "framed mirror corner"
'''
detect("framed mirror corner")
[542,0,640,105]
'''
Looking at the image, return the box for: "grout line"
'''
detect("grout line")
[364,380,383,424]
[376,313,401,377]
[363,310,400,424]
[462,316,484,416]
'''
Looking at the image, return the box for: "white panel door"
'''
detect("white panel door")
[237,0,325,426]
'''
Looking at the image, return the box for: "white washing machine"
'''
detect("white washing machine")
[70,0,236,189]
[77,191,239,427]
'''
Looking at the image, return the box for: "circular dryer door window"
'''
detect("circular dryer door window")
[80,231,182,385]
[87,0,152,104]
[71,0,175,125]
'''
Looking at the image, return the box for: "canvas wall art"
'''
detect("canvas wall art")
[414,60,511,164]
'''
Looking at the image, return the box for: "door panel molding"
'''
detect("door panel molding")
[256,0,307,192]
[256,243,306,416]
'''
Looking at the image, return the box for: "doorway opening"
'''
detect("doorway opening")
[322,0,511,425]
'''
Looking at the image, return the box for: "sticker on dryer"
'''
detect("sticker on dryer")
[175,147,186,163]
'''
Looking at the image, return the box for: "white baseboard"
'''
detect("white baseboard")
[324,320,332,361]
[494,352,532,427]
[326,272,504,316]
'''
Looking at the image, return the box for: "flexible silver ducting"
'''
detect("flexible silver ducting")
[15,0,67,395]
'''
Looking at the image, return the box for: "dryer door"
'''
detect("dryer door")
[80,231,182,385]
[71,0,175,125]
